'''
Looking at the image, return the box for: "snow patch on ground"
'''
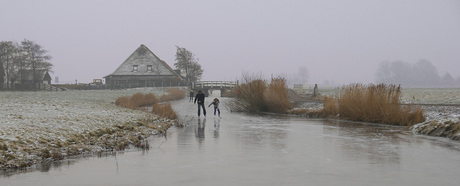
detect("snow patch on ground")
[0,88,168,169]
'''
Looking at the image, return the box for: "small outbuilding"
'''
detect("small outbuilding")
[19,70,52,85]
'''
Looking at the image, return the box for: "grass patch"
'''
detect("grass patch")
[115,93,158,109]
[228,73,292,113]
[319,83,425,126]
[159,88,186,102]
[114,89,181,136]
[152,103,177,120]
[115,89,180,121]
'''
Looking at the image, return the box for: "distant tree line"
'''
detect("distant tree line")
[0,39,53,90]
[375,59,459,88]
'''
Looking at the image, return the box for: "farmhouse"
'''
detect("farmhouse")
[19,70,52,85]
[104,44,183,88]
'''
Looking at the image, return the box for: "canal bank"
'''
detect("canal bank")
[2,92,460,186]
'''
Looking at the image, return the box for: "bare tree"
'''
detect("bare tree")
[412,59,440,87]
[188,62,203,82]
[375,61,391,84]
[20,39,52,88]
[375,59,443,87]
[0,41,20,89]
[174,46,203,83]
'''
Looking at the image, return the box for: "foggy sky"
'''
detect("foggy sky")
[1,0,459,84]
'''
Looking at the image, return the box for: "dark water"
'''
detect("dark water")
[1,93,460,186]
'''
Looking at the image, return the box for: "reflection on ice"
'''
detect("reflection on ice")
[195,118,206,140]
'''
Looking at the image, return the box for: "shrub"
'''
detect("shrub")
[324,83,425,126]
[159,88,186,102]
[115,93,158,109]
[114,96,133,108]
[321,96,338,117]
[152,103,177,120]
[264,78,293,113]
[130,93,158,107]
[228,73,292,113]
[115,91,179,132]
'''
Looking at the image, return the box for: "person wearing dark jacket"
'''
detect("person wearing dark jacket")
[194,90,206,117]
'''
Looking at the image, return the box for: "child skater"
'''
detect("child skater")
[208,98,221,118]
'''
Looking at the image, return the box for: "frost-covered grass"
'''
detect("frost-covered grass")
[400,88,460,105]
[411,119,460,140]
[0,88,176,169]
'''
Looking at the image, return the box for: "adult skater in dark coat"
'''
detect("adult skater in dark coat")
[194,90,206,117]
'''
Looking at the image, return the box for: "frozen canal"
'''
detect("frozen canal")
[1,92,460,186]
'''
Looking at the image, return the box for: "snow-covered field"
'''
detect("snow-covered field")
[0,88,171,169]
[400,88,460,105]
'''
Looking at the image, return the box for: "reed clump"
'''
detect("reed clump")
[264,78,293,113]
[229,73,292,113]
[322,83,425,126]
[159,88,186,102]
[115,93,158,109]
[115,88,185,110]
[152,103,177,120]
[114,88,181,134]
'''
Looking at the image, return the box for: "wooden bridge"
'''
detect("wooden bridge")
[191,81,238,96]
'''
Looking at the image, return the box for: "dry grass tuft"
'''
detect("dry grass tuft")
[321,96,339,117]
[235,79,267,112]
[159,88,186,102]
[114,96,132,108]
[115,89,184,111]
[322,83,425,126]
[131,93,158,107]
[263,78,293,113]
[114,90,179,136]
[152,103,177,120]
[229,73,292,113]
[115,93,158,109]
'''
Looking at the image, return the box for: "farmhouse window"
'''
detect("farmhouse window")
[147,65,152,72]
[133,65,138,72]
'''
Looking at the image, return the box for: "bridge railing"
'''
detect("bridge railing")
[192,81,238,89]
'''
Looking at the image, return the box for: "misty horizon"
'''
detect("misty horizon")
[1,0,459,86]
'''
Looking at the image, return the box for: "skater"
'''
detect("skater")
[194,90,206,117]
[189,90,194,102]
[208,98,221,117]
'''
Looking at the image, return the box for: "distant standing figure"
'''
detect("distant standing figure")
[208,98,221,117]
[313,84,318,97]
[189,90,194,102]
[194,90,206,117]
